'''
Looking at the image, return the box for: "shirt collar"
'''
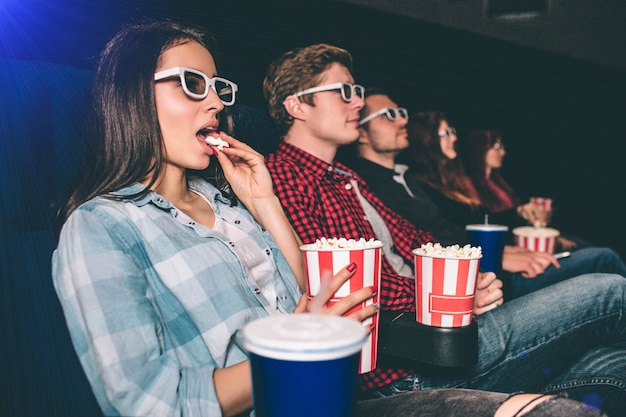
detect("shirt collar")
[276,142,359,181]
[350,157,398,177]
[109,178,230,212]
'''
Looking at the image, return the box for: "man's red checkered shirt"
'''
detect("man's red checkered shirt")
[267,142,437,392]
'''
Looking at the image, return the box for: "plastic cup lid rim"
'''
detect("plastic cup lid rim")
[466,224,508,231]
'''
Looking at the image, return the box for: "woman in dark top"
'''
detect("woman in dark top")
[400,111,487,226]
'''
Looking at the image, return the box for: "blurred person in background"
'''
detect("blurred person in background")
[400,110,626,297]
[460,128,587,250]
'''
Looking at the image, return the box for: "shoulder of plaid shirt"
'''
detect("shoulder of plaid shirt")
[266,142,437,391]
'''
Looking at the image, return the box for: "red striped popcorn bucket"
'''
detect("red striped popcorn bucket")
[530,197,553,226]
[300,241,383,374]
[513,226,560,254]
[413,252,481,328]
[530,196,553,212]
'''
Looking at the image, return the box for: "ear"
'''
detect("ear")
[283,95,305,120]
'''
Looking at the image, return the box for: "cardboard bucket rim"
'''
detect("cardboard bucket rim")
[300,242,384,252]
[512,226,560,238]
[412,251,483,261]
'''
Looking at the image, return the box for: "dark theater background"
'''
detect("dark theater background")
[1,1,625,416]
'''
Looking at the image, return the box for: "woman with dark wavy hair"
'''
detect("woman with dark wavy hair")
[401,111,485,226]
[462,130,519,212]
[460,129,553,229]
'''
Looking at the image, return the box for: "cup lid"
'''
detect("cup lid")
[466,224,508,232]
[243,315,367,361]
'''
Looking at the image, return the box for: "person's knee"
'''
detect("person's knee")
[495,394,551,417]
[495,393,606,417]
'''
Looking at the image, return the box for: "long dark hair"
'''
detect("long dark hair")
[461,129,520,211]
[56,20,234,230]
[403,111,480,206]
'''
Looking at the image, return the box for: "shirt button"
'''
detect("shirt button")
[265,249,271,255]
[326,166,333,172]
[234,220,241,224]
[188,221,195,225]
[345,183,352,190]
[254,288,261,294]
[280,294,288,301]
[228,241,235,247]
[157,198,163,203]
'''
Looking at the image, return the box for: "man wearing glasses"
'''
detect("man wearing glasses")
[341,87,465,247]
[263,44,626,416]
[345,89,626,300]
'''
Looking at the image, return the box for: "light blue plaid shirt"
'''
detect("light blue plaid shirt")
[52,178,301,417]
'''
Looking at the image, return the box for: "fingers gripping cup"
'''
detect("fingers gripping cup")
[513,226,560,254]
[300,237,382,374]
[243,315,367,417]
[465,224,508,273]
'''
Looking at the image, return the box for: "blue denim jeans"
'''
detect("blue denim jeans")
[371,273,626,417]
[511,247,626,299]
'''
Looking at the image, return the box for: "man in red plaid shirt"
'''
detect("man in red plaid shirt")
[262,43,504,393]
[261,43,626,416]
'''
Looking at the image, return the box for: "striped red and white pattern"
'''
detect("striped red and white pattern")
[302,246,382,374]
[530,197,552,212]
[414,255,480,328]
[514,234,557,254]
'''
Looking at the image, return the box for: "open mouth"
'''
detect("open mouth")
[197,127,229,151]
[196,127,214,141]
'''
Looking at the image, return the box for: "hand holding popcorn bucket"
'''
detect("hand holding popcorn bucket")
[300,238,382,374]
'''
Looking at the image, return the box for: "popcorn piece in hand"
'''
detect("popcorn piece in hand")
[205,135,230,151]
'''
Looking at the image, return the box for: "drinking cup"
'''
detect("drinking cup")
[465,224,508,273]
[243,314,366,417]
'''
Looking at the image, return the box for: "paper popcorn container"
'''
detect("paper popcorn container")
[513,226,560,254]
[530,197,553,212]
[300,242,383,374]
[413,252,481,328]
